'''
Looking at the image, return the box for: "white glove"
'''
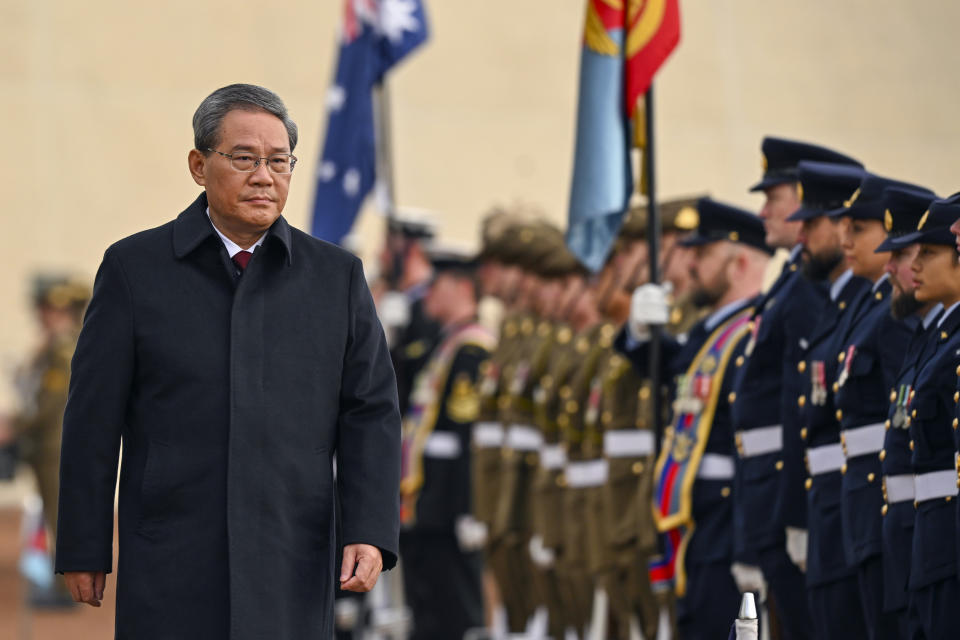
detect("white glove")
[786,526,808,573]
[528,534,556,568]
[730,563,767,602]
[628,283,671,342]
[734,619,759,640]
[455,515,488,551]
[378,291,410,330]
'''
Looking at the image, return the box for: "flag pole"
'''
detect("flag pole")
[644,83,663,446]
[373,81,397,221]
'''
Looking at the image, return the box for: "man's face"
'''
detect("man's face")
[911,244,960,304]
[949,217,960,254]
[840,217,889,279]
[759,183,802,248]
[689,241,734,308]
[424,273,460,321]
[476,260,503,298]
[189,109,291,235]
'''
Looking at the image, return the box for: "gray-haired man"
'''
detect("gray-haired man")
[55,84,401,639]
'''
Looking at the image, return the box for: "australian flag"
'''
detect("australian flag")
[311,0,429,244]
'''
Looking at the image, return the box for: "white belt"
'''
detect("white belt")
[603,430,655,457]
[565,459,609,488]
[842,423,885,458]
[736,425,783,458]
[540,444,567,470]
[807,443,845,476]
[423,431,461,459]
[914,470,958,503]
[883,475,915,504]
[473,422,504,448]
[506,424,544,451]
[697,454,735,480]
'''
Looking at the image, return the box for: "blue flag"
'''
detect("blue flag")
[311,0,429,244]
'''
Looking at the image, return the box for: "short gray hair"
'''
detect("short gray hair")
[192,83,299,152]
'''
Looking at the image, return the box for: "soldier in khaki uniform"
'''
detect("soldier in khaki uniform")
[6,276,89,605]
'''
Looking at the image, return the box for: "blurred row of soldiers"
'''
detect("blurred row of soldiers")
[384,136,960,640]
[0,277,89,607]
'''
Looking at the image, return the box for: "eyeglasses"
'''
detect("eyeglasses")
[206,148,297,174]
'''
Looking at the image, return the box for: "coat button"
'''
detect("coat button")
[909,440,915,451]
[728,392,737,403]
[632,461,644,475]
[890,390,897,403]
[875,291,883,300]
[805,478,813,491]
[954,391,959,404]
[833,382,840,393]
[798,361,807,373]
[911,408,917,418]
[956,364,960,376]
[775,460,784,471]
[881,504,888,516]
[736,355,745,367]
[841,464,848,474]
[838,351,846,363]
[800,427,808,440]
[867,473,876,483]
[885,419,891,430]
[879,449,886,461]
[839,301,847,310]
[954,418,959,430]
[836,409,843,421]
[721,486,731,498]
[566,400,579,413]
[798,395,806,408]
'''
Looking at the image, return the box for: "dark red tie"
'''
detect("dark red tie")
[233,250,253,271]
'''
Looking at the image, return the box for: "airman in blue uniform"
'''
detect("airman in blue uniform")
[875,186,942,638]
[786,160,871,639]
[894,195,960,639]
[828,174,935,639]
[730,137,861,640]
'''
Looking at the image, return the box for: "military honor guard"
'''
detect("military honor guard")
[787,160,872,637]
[399,247,496,639]
[875,186,942,637]
[619,198,771,639]
[730,137,861,640]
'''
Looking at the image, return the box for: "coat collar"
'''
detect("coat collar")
[173,192,293,265]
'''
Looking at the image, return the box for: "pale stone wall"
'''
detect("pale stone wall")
[3,0,959,373]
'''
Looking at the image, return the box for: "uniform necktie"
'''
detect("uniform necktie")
[232,250,253,271]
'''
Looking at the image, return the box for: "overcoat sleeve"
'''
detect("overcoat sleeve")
[336,258,402,569]
[55,249,134,573]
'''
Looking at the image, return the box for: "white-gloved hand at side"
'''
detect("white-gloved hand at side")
[454,514,488,552]
[528,534,556,568]
[785,526,808,573]
[730,563,767,602]
[628,283,672,342]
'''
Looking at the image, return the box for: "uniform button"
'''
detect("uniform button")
[914,500,919,509]
[954,418,959,430]
[832,382,840,393]
[631,461,644,475]
[942,331,949,340]
[841,464,848,474]
[835,409,843,421]
[838,351,846,363]
[910,389,915,400]
[909,440,915,451]
[890,390,897,403]
[956,364,960,376]
[947,496,954,503]
[875,291,883,300]
[800,427,808,440]
[798,361,807,373]
[728,392,737,403]
[884,420,891,430]
[905,417,912,427]
[805,478,813,491]
[911,409,917,418]
[720,486,731,498]
[954,391,959,404]
[867,473,876,483]
[881,504,888,517]
[879,449,886,461]
[775,460,784,471]
[736,355,745,367]
[798,395,806,408]
[566,400,579,413]
[839,301,847,310]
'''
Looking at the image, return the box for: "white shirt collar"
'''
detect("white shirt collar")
[830,269,854,302]
[937,301,960,328]
[206,208,266,258]
[871,273,890,292]
[705,297,751,331]
[923,303,943,330]
[788,244,803,262]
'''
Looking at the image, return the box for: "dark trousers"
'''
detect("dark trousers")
[807,576,868,640]
[400,531,483,640]
[676,561,741,640]
[910,576,960,640]
[757,544,813,640]
[857,555,902,640]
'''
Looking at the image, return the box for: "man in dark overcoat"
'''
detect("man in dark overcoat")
[54,83,401,639]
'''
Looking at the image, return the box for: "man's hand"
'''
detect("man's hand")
[339,544,383,593]
[63,571,106,607]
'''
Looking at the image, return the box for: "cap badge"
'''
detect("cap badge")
[676,206,699,230]
[844,187,861,208]
[918,210,929,230]
[884,209,893,232]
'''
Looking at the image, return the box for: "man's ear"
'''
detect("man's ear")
[188,149,207,186]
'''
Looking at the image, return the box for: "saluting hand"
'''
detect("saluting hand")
[339,543,383,593]
[63,571,106,607]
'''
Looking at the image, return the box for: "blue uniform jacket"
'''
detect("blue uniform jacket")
[908,305,960,590]
[880,309,938,612]
[796,273,871,587]
[730,251,827,550]
[833,278,911,567]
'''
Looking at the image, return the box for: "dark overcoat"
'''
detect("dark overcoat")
[55,193,401,639]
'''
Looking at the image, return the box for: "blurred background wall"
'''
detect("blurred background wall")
[3,0,959,372]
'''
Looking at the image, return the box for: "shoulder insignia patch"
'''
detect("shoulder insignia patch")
[404,340,427,359]
[447,373,480,423]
